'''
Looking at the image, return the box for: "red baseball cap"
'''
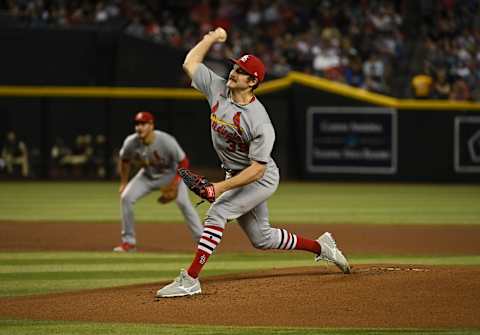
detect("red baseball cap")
[134,111,154,123]
[230,54,265,82]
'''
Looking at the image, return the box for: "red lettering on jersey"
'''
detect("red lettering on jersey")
[211,101,219,114]
[210,113,249,153]
[233,112,241,131]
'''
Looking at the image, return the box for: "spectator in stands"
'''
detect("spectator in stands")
[271,54,291,78]
[61,134,93,176]
[431,68,451,99]
[92,134,107,178]
[312,29,341,78]
[343,55,365,88]
[246,1,262,26]
[50,136,71,177]
[1,131,29,177]
[125,15,144,39]
[449,78,471,101]
[411,70,433,99]
[363,52,387,93]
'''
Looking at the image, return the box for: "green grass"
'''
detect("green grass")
[1,181,479,334]
[0,251,479,298]
[1,320,478,335]
[0,320,479,335]
[0,181,479,224]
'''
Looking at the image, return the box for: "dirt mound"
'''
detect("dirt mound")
[2,222,480,328]
[1,265,479,328]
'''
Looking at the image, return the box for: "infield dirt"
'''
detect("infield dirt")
[1,222,480,328]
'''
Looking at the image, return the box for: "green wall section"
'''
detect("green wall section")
[0,182,479,224]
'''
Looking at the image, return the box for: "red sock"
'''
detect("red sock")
[187,249,211,278]
[187,225,224,278]
[276,229,320,255]
[295,235,321,254]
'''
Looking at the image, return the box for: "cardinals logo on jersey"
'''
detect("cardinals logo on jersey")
[211,101,219,114]
[210,113,249,153]
[135,150,168,171]
[233,112,242,133]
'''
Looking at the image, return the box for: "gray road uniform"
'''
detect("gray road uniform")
[192,64,296,251]
[119,130,203,245]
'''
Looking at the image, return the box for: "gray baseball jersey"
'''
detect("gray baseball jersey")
[120,130,185,180]
[191,63,289,251]
[118,130,202,245]
[191,63,277,172]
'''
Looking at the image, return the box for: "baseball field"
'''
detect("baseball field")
[0,181,479,334]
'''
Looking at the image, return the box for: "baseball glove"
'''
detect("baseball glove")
[178,168,216,203]
[157,184,178,204]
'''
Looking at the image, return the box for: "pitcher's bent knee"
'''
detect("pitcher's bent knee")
[249,234,276,250]
[203,205,227,229]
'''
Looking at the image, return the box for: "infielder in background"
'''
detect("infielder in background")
[114,111,203,252]
[156,28,350,297]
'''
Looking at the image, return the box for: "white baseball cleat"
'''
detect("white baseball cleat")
[156,269,202,298]
[315,232,351,274]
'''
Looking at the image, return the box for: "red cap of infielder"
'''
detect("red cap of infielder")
[230,54,265,82]
[134,111,154,123]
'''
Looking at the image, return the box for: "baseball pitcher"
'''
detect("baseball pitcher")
[114,111,203,252]
[156,28,350,297]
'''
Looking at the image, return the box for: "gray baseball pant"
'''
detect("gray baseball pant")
[120,170,203,245]
[205,166,283,249]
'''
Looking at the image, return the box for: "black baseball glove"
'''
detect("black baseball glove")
[178,168,216,203]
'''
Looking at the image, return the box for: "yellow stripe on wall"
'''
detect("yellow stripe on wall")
[396,99,480,111]
[0,86,203,99]
[1,72,479,111]
[288,72,398,107]
[288,72,480,111]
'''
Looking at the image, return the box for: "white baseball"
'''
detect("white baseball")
[215,27,227,42]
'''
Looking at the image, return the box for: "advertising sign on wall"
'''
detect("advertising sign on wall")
[454,116,480,173]
[306,107,397,174]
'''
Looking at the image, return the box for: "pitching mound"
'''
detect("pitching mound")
[1,265,479,328]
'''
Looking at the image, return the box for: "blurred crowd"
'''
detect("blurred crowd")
[0,131,115,179]
[2,0,480,100]
[0,131,29,177]
[411,0,480,100]
[50,133,111,178]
